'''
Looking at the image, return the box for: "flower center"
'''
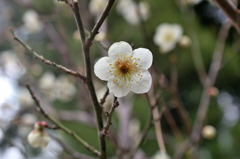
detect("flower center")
[120,65,129,74]
[164,32,174,43]
[109,55,143,88]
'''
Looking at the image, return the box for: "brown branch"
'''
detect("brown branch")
[191,23,231,144]
[169,56,191,134]
[213,0,240,31]
[9,29,87,82]
[26,85,100,156]
[70,1,116,158]
[173,23,231,159]
[70,0,86,43]
[145,93,166,153]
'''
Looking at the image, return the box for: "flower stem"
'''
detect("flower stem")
[70,1,116,158]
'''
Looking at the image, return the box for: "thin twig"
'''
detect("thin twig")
[173,140,192,159]
[26,85,100,157]
[145,93,166,153]
[101,97,119,136]
[100,88,109,105]
[9,29,86,82]
[86,0,116,45]
[169,56,191,134]
[173,23,231,159]
[191,23,231,143]
[70,0,86,43]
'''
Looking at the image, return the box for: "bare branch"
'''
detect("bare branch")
[26,85,100,157]
[9,29,87,82]
[70,0,86,43]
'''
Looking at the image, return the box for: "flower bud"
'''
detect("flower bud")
[27,129,50,148]
[95,32,107,42]
[152,151,170,159]
[28,121,50,148]
[207,87,219,96]
[34,121,48,130]
[179,35,191,48]
[202,125,216,139]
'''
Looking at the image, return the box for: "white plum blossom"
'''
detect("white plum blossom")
[154,23,183,53]
[22,10,43,34]
[0,50,26,79]
[27,121,50,148]
[21,113,37,125]
[54,75,77,102]
[39,72,76,102]
[151,151,171,159]
[94,41,152,97]
[18,88,34,107]
[89,0,107,16]
[117,0,150,25]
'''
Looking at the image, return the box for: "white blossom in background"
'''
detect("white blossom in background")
[202,125,217,139]
[54,75,77,102]
[28,121,50,148]
[117,0,150,25]
[154,23,183,53]
[39,72,57,101]
[0,50,26,79]
[22,10,43,34]
[39,72,76,102]
[0,75,20,123]
[94,41,152,97]
[21,113,37,125]
[151,151,171,159]
[18,87,34,107]
[0,147,24,159]
[30,64,43,77]
[89,0,108,16]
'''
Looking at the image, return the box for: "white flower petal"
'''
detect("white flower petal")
[94,57,112,81]
[133,48,152,69]
[172,24,183,41]
[108,41,133,59]
[160,42,176,53]
[131,71,152,94]
[107,81,131,97]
